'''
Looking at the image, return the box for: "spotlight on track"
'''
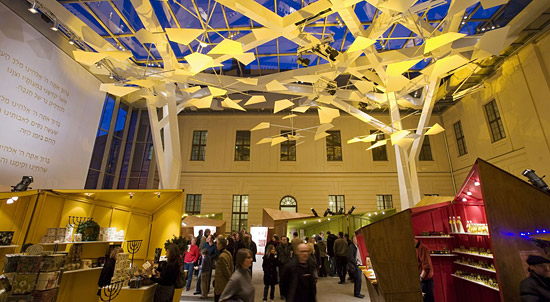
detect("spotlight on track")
[297,56,310,67]
[311,208,319,217]
[12,176,33,192]
[338,207,344,215]
[323,208,331,217]
[523,169,550,194]
[347,206,356,215]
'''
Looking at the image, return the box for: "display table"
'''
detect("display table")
[113,284,157,302]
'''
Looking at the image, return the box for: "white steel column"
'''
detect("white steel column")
[387,92,415,210]
[147,83,182,189]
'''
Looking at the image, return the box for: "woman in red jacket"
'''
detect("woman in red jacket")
[184,237,200,291]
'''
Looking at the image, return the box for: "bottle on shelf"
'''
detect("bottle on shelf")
[449,216,457,233]
[452,216,459,233]
[456,216,465,233]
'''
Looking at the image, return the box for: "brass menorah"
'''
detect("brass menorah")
[126,240,143,266]
[68,216,92,228]
[99,280,124,302]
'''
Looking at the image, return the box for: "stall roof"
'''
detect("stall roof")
[182,215,226,228]
[0,190,41,199]
[50,189,184,213]
[414,196,454,208]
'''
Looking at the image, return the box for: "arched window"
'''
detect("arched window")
[280,196,297,213]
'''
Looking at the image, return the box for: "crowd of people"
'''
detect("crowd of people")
[108,228,366,302]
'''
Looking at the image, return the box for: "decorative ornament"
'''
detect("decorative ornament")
[76,219,100,241]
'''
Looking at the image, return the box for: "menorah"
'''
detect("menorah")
[126,240,143,266]
[99,280,124,302]
[68,216,92,228]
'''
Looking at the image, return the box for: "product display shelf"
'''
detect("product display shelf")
[450,232,489,237]
[0,245,18,249]
[67,240,124,245]
[454,262,496,273]
[430,254,458,257]
[451,274,499,292]
[415,236,454,239]
[63,267,102,274]
[453,250,493,259]
[39,242,69,246]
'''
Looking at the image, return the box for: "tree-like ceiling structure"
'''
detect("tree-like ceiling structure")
[31,0,550,205]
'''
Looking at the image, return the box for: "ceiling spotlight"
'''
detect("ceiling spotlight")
[311,208,319,217]
[303,221,306,224]
[6,198,14,205]
[347,206,355,215]
[523,169,550,194]
[338,207,344,215]
[199,41,208,47]
[95,62,102,69]
[156,192,161,198]
[50,20,58,31]
[68,40,75,45]
[467,191,472,196]
[109,73,114,79]
[328,218,331,221]
[129,192,134,199]
[297,56,310,67]
[323,208,331,217]
[28,1,38,14]
[462,197,467,202]
[12,176,33,192]
[474,181,480,186]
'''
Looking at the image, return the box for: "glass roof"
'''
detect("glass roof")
[57,0,532,73]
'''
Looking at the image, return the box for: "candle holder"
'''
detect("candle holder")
[99,280,124,302]
[68,216,91,228]
[126,240,143,266]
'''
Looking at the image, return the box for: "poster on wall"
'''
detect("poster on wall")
[250,227,268,255]
[0,3,104,189]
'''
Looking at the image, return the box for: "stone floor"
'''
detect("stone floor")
[179,256,370,302]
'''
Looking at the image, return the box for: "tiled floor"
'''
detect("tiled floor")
[179,256,370,302]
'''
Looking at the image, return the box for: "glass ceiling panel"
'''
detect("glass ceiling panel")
[87,2,132,35]
[278,37,298,53]
[119,37,150,61]
[277,0,302,17]
[150,1,177,29]
[425,2,450,20]
[63,3,108,36]
[354,1,377,22]
[112,0,145,32]
[171,0,203,28]
[258,56,279,70]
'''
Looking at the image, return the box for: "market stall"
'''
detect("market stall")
[361,159,550,302]
[0,189,184,302]
[181,214,226,238]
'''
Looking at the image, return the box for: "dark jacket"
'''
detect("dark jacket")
[201,254,212,274]
[276,243,292,267]
[281,258,317,302]
[334,238,348,257]
[151,261,179,286]
[202,242,218,260]
[327,234,337,257]
[250,241,257,262]
[520,270,550,302]
[262,254,279,285]
[98,258,115,288]
[317,240,327,258]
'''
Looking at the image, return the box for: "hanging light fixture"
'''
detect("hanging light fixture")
[28,1,38,14]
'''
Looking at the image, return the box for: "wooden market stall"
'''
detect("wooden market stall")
[360,159,550,302]
[0,189,184,302]
[181,214,226,238]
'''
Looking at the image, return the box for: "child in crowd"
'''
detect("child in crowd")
[196,249,212,299]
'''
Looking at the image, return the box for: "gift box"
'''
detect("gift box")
[64,225,73,243]
[3,255,19,273]
[80,259,92,269]
[45,229,56,237]
[56,228,66,237]
[6,294,32,302]
[11,274,37,294]
[73,234,82,242]
[35,271,60,291]
[15,256,41,273]
[32,288,58,302]
[0,232,14,246]
[40,255,66,272]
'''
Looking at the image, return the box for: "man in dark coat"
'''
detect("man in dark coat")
[276,236,292,299]
[520,255,550,302]
[334,232,349,284]
[326,231,338,277]
[281,243,317,302]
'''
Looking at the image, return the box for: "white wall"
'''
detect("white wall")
[0,3,104,189]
